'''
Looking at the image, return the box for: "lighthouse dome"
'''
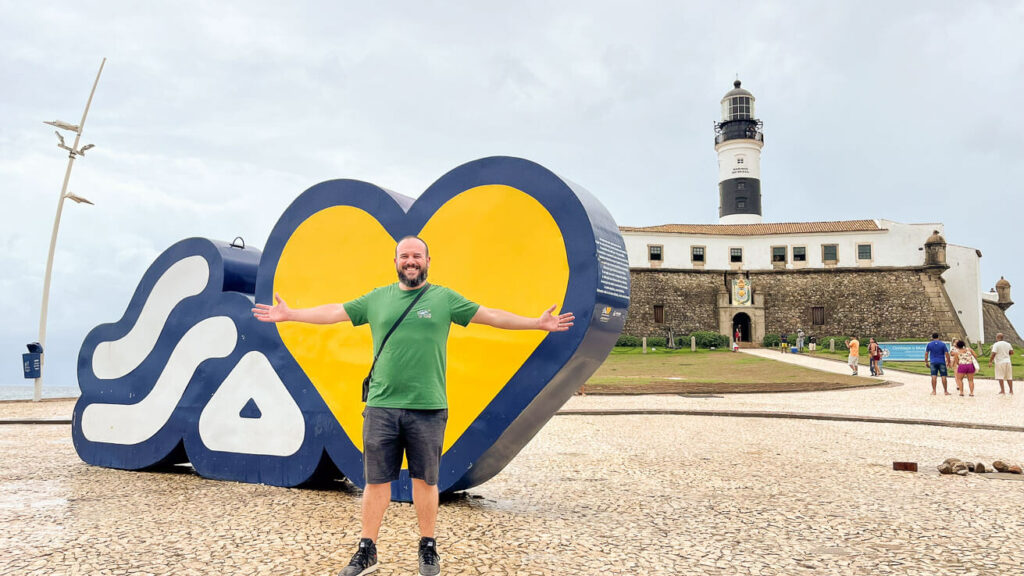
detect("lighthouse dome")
[721,80,756,121]
[723,79,753,99]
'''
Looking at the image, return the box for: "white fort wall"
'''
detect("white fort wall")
[943,244,984,343]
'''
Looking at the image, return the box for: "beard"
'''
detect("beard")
[397,264,428,288]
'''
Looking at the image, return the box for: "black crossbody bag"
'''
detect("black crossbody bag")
[362,284,430,402]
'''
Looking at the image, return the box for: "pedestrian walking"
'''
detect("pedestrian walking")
[876,343,885,375]
[988,333,1015,394]
[253,236,574,576]
[868,337,881,376]
[845,336,860,375]
[925,333,951,395]
[952,340,978,396]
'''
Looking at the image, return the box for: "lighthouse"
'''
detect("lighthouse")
[715,80,764,224]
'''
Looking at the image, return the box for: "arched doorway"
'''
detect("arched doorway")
[733,312,752,343]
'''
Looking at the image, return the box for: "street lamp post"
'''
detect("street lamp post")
[33,57,106,402]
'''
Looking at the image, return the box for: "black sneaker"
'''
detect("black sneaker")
[339,538,378,576]
[418,537,441,576]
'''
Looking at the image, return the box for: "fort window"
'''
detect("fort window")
[772,246,787,263]
[648,245,663,261]
[737,182,746,190]
[736,156,744,164]
[691,246,705,262]
[857,243,872,260]
[793,246,807,262]
[730,248,743,263]
[737,198,746,209]
[812,306,825,326]
[653,304,665,324]
[822,244,838,263]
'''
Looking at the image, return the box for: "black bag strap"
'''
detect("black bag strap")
[367,284,430,381]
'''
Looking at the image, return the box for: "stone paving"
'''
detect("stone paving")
[2,358,1024,575]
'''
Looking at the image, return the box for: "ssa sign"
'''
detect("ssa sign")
[72,157,629,501]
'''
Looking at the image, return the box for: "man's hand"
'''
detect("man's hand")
[538,305,575,332]
[252,293,291,323]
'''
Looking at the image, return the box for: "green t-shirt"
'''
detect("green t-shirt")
[344,283,480,409]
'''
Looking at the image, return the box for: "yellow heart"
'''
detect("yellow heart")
[273,184,568,453]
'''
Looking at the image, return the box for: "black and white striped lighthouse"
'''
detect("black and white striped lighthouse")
[714,80,764,224]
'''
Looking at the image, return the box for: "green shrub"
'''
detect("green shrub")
[692,331,729,349]
[616,335,642,347]
[762,334,781,347]
[646,337,667,347]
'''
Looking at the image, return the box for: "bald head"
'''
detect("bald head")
[996,333,1005,341]
[396,235,429,259]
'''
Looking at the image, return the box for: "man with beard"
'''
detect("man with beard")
[252,235,574,576]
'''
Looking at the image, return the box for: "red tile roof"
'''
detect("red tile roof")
[619,219,882,236]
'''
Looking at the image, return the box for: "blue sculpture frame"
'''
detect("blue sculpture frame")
[73,157,629,501]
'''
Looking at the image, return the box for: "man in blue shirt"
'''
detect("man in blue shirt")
[924,333,951,395]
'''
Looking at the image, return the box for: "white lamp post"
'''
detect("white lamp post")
[33,57,105,402]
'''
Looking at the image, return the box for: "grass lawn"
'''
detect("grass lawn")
[583,347,883,394]
[804,342,1023,379]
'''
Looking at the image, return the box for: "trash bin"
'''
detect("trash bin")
[23,354,41,378]
[23,342,43,378]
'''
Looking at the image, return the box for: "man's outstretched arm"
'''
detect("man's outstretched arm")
[470,304,574,332]
[252,292,351,325]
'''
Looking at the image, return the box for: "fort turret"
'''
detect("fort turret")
[995,276,1013,310]
[923,230,948,273]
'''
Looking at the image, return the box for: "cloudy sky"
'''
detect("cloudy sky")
[2,1,1022,388]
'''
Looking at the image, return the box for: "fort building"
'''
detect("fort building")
[620,81,1019,346]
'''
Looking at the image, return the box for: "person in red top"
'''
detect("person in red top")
[868,338,881,376]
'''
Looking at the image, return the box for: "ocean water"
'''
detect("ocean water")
[0,385,81,401]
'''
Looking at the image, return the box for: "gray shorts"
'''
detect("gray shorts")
[362,406,448,485]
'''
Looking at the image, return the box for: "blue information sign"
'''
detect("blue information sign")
[878,342,950,362]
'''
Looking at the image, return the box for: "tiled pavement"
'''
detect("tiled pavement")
[2,355,1023,575]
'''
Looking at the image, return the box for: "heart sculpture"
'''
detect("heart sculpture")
[73,156,629,501]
